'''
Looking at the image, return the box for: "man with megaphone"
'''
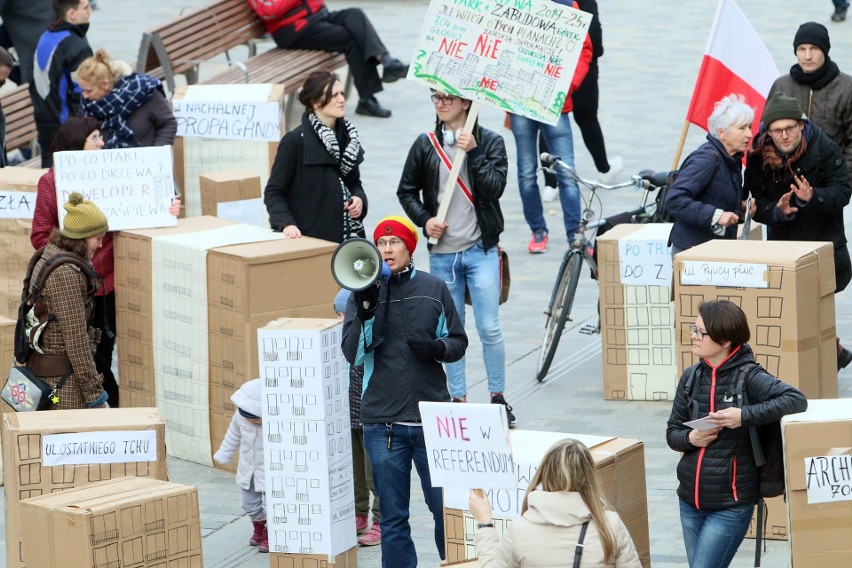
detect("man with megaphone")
[341,215,468,568]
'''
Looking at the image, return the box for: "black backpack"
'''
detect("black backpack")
[14,247,100,364]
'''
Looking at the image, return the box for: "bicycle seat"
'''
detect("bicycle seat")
[639,169,671,188]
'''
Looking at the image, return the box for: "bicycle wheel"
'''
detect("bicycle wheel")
[537,251,583,382]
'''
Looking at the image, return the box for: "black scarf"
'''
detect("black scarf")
[790,57,840,90]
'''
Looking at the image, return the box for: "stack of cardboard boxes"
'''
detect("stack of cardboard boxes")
[199,168,267,227]
[258,318,357,564]
[0,167,44,318]
[2,408,168,568]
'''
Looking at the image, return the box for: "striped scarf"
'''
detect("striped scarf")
[82,72,163,149]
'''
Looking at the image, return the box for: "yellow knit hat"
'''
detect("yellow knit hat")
[60,192,109,239]
[373,215,419,253]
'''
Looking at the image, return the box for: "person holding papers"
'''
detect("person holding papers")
[30,116,180,408]
[264,70,368,243]
[666,300,806,568]
[665,94,754,256]
[469,438,641,567]
[76,48,176,149]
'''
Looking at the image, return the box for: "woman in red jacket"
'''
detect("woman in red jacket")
[30,116,179,407]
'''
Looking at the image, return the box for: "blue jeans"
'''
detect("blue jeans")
[679,499,755,568]
[364,423,445,567]
[511,112,581,240]
[429,243,505,398]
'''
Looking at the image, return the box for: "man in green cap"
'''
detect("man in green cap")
[744,92,852,367]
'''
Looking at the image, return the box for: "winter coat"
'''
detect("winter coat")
[397,125,508,251]
[31,169,115,295]
[769,71,852,176]
[666,344,807,510]
[213,412,265,491]
[31,19,92,128]
[248,0,328,45]
[474,491,642,568]
[29,243,105,409]
[744,122,851,249]
[341,267,468,424]
[264,112,368,243]
[665,136,742,250]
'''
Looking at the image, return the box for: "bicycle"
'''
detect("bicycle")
[535,154,670,382]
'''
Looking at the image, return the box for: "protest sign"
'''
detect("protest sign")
[42,430,158,466]
[804,455,852,504]
[409,0,592,125]
[619,223,673,286]
[173,98,280,142]
[419,401,515,489]
[54,146,177,231]
[0,189,36,219]
[680,260,768,288]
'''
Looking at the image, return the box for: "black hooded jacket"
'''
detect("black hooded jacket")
[666,344,807,510]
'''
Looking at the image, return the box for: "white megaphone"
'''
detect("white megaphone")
[331,238,392,291]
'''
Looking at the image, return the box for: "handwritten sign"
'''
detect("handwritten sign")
[619,223,673,286]
[420,401,515,489]
[409,0,592,124]
[0,189,37,219]
[804,455,852,504]
[54,146,177,231]
[42,430,158,466]
[680,260,768,288]
[173,99,280,142]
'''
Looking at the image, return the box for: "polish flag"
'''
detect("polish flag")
[686,0,779,134]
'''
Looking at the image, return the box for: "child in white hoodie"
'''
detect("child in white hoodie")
[213,379,267,552]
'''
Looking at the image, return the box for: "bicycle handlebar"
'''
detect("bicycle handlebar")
[541,152,645,191]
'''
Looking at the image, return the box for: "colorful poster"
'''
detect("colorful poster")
[408,0,592,124]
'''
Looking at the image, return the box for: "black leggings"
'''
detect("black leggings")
[92,292,118,407]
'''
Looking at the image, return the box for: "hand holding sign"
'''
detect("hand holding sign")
[469,488,493,524]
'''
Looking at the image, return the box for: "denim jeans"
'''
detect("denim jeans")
[511,112,581,240]
[364,423,445,567]
[429,242,505,398]
[679,499,755,568]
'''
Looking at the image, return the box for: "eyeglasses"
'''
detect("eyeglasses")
[376,238,404,249]
[689,324,708,341]
[767,123,800,137]
[430,94,458,106]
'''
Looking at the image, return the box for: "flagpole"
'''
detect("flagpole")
[672,121,690,170]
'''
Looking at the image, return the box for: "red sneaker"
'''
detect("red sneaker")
[357,524,382,546]
[356,515,369,535]
[528,230,548,254]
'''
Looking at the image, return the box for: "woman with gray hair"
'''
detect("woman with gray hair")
[665,94,754,254]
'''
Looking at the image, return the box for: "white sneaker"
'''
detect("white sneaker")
[598,155,624,184]
[542,185,559,202]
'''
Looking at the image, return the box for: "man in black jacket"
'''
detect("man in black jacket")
[30,0,93,167]
[341,216,467,568]
[397,89,515,425]
[744,92,852,367]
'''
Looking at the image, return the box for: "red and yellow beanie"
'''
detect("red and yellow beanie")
[373,215,418,253]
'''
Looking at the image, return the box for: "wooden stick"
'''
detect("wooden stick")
[671,120,691,171]
[428,100,482,245]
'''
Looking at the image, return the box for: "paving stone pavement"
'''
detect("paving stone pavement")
[2,1,851,567]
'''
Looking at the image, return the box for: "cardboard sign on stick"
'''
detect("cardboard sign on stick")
[419,401,515,490]
[54,146,178,231]
[408,0,592,125]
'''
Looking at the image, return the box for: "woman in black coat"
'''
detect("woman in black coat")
[264,71,368,243]
[666,300,807,568]
[666,94,754,255]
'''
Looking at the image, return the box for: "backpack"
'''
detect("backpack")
[656,148,723,223]
[14,247,100,364]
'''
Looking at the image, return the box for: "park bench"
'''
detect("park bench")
[136,0,351,126]
[1,83,39,163]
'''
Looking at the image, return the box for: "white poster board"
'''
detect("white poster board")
[680,260,768,288]
[217,197,268,227]
[420,402,515,490]
[54,146,177,231]
[408,0,592,124]
[0,189,37,219]
[619,223,673,286]
[173,98,280,142]
[42,430,158,466]
[804,455,852,504]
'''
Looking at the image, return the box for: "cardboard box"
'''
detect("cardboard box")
[782,399,852,567]
[0,167,46,318]
[1,408,168,568]
[597,224,678,400]
[745,494,788,541]
[0,315,13,484]
[260,319,357,556]
[199,168,264,223]
[270,547,358,567]
[172,85,283,218]
[20,476,201,568]
[673,240,837,399]
[443,431,649,568]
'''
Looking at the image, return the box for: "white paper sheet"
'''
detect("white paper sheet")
[0,189,37,219]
